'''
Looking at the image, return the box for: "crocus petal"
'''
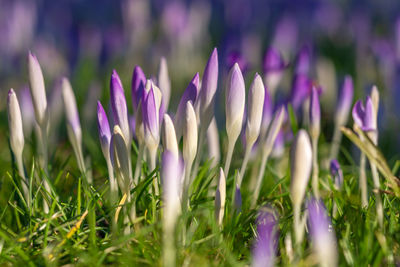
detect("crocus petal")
[309,86,321,138]
[307,198,338,267]
[352,100,365,128]
[226,63,245,143]
[132,65,146,111]
[158,57,171,110]
[28,52,48,126]
[175,73,200,140]
[335,75,353,125]
[97,101,111,158]
[252,209,278,267]
[246,73,265,147]
[362,96,376,131]
[143,87,159,141]
[62,78,81,138]
[110,69,130,144]
[330,159,343,189]
[290,74,311,111]
[183,101,198,166]
[162,114,179,158]
[263,47,286,73]
[111,125,131,194]
[7,89,25,158]
[295,45,311,75]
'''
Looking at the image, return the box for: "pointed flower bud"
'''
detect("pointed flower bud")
[143,87,160,150]
[158,57,171,110]
[110,70,131,145]
[183,101,198,166]
[175,73,200,140]
[97,101,111,160]
[335,75,353,126]
[352,96,376,132]
[7,89,25,158]
[330,159,343,189]
[28,52,48,126]
[252,209,278,267]
[226,63,245,143]
[207,117,221,167]
[161,150,184,230]
[162,114,178,158]
[307,198,338,267]
[290,74,312,111]
[246,73,265,147]
[197,48,218,127]
[309,86,321,139]
[111,125,131,194]
[131,65,146,111]
[290,130,312,209]
[370,85,379,119]
[62,78,82,144]
[215,168,226,226]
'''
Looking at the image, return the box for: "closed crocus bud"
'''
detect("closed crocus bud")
[110,70,131,146]
[62,78,82,146]
[131,65,146,111]
[28,52,48,126]
[226,63,245,143]
[97,101,111,159]
[370,85,379,118]
[352,96,376,132]
[246,73,265,148]
[143,87,160,151]
[158,57,171,110]
[335,76,353,126]
[307,199,338,267]
[175,73,200,140]
[207,117,221,167]
[183,101,198,166]
[290,130,312,209]
[252,209,278,267]
[215,168,226,226]
[197,48,218,128]
[161,150,183,230]
[162,114,179,158]
[309,86,321,139]
[330,159,343,189]
[8,89,25,158]
[111,125,131,194]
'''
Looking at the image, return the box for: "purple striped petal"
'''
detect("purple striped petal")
[110,69,130,142]
[97,101,111,156]
[132,65,146,111]
[143,87,159,139]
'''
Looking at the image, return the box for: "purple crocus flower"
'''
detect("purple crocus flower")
[132,65,146,112]
[252,209,278,267]
[290,74,312,112]
[352,96,376,132]
[309,86,321,138]
[307,198,338,267]
[335,76,354,125]
[175,73,200,140]
[97,101,111,158]
[330,159,343,189]
[295,45,311,75]
[197,48,219,128]
[110,70,130,144]
[263,47,286,74]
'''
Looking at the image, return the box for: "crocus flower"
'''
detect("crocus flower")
[207,117,221,167]
[7,89,25,163]
[290,129,312,244]
[62,78,85,174]
[352,96,376,132]
[131,65,146,111]
[19,87,35,137]
[161,150,184,230]
[226,63,245,147]
[335,76,353,127]
[143,86,160,151]
[252,209,278,267]
[158,57,171,110]
[290,74,312,112]
[97,102,111,160]
[295,45,311,75]
[110,70,131,146]
[196,48,219,128]
[111,125,131,195]
[215,168,226,226]
[8,89,29,204]
[162,114,179,158]
[28,52,48,127]
[330,159,343,189]
[309,86,321,139]
[246,73,265,149]
[174,73,200,140]
[307,198,338,267]
[224,63,245,176]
